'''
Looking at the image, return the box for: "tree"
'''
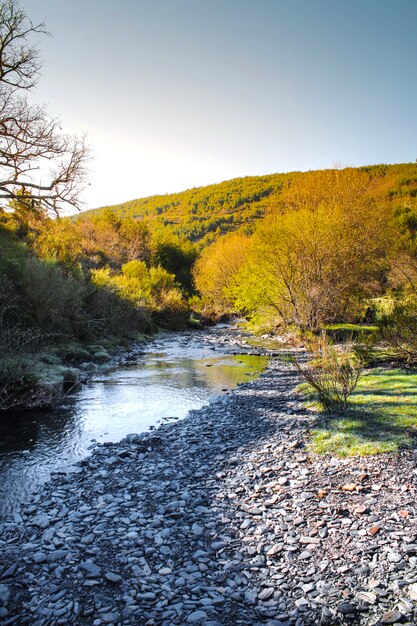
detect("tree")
[247,199,389,333]
[389,205,417,294]
[0,0,89,214]
[193,234,251,310]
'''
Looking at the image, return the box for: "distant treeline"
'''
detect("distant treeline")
[88,162,417,248]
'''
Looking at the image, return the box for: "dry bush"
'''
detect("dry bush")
[291,334,363,414]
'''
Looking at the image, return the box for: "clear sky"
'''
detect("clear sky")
[24,0,417,210]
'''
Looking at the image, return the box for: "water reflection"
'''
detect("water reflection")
[0,330,267,517]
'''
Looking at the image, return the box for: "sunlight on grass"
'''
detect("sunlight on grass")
[307,368,417,457]
[325,323,378,332]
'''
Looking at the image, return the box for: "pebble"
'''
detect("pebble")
[381,610,404,624]
[187,610,208,623]
[258,587,275,601]
[104,572,122,584]
[0,328,417,625]
[337,602,357,615]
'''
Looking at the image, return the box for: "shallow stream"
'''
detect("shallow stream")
[0,326,268,517]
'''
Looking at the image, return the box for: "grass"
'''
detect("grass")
[306,367,417,457]
[324,323,379,344]
[325,323,379,332]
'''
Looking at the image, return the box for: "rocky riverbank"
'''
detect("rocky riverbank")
[1,356,417,626]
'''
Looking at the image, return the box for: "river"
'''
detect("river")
[0,325,268,517]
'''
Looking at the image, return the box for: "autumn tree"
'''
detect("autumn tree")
[276,167,372,215]
[193,233,251,310]
[0,0,88,214]
[245,199,390,333]
[76,210,151,269]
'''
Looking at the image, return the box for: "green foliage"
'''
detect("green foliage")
[324,323,379,343]
[91,261,189,329]
[377,297,417,363]
[152,234,197,292]
[88,174,284,246]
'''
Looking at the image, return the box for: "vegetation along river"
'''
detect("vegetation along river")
[0,325,268,518]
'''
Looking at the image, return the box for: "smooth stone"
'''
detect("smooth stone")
[158,567,172,576]
[187,610,208,623]
[32,552,47,564]
[0,584,10,604]
[79,561,102,578]
[337,603,357,615]
[258,588,275,601]
[387,552,402,563]
[381,610,404,624]
[1,564,17,579]
[100,612,119,624]
[105,572,122,584]
[245,589,258,605]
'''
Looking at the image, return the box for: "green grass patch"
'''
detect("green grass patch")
[307,368,417,457]
[324,323,379,343]
[325,323,378,332]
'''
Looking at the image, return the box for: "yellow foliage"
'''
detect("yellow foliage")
[246,198,390,331]
[193,234,251,310]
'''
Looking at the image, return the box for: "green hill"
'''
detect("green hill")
[87,163,417,247]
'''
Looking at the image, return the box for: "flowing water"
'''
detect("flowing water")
[0,326,268,517]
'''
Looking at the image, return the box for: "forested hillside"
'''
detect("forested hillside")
[89,163,417,247]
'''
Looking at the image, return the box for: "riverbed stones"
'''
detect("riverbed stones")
[78,560,102,577]
[1,330,417,625]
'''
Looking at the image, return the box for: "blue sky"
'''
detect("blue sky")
[24,0,417,209]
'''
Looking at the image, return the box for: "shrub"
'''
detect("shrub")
[22,256,88,335]
[291,335,363,414]
[378,297,417,363]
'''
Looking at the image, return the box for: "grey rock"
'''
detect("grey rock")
[32,551,47,564]
[79,561,102,577]
[245,589,258,605]
[381,610,404,624]
[337,603,357,615]
[100,612,120,624]
[258,587,275,601]
[187,610,208,623]
[0,584,10,605]
[105,572,122,583]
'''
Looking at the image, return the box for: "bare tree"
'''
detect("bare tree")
[0,0,89,214]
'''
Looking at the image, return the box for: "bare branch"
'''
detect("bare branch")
[0,0,89,215]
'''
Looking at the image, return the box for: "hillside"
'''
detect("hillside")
[87,163,417,247]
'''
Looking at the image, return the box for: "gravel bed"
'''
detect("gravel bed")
[1,356,417,626]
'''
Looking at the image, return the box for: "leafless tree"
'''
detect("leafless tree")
[0,0,89,214]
